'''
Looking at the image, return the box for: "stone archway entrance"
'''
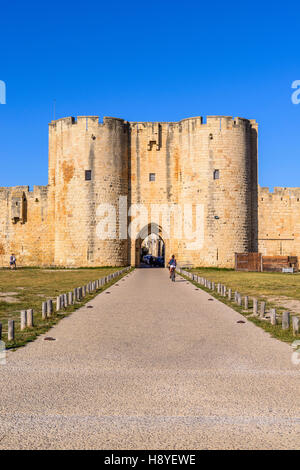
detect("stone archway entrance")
[133,223,169,267]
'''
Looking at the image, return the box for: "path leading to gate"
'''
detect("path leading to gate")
[0,268,299,449]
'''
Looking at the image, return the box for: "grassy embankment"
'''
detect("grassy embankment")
[185,267,300,343]
[0,267,131,349]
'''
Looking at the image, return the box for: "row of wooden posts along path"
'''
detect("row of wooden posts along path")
[0,267,131,342]
[178,268,300,336]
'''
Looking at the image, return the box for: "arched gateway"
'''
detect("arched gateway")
[133,223,169,267]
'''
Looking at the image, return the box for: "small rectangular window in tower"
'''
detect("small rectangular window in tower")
[213,169,220,180]
[85,170,92,181]
[149,173,156,182]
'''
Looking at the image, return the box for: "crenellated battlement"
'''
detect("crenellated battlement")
[127,116,258,142]
[50,115,258,133]
[0,185,48,194]
[49,116,128,132]
[259,186,300,198]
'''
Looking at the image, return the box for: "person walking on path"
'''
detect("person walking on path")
[9,254,16,270]
[168,254,176,281]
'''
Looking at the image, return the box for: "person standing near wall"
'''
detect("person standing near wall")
[9,254,16,270]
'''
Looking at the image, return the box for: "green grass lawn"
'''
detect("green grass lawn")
[186,268,300,344]
[190,268,300,302]
[0,267,127,349]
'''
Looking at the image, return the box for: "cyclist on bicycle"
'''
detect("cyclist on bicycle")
[168,255,177,280]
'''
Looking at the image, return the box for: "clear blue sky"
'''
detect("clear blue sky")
[0,0,299,189]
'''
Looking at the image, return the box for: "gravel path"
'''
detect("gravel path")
[0,268,299,449]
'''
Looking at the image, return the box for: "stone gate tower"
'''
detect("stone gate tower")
[49,116,129,266]
[0,115,258,268]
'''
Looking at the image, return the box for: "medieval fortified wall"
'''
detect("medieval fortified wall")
[0,114,297,268]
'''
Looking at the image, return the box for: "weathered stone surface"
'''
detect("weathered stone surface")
[258,187,300,259]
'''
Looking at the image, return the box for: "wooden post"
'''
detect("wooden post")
[20,310,27,330]
[270,308,277,325]
[292,316,300,335]
[8,320,14,341]
[42,302,47,320]
[228,288,232,300]
[68,291,73,305]
[244,296,249,310]
[253,298,258,315]
[282,311,290,330]
[63,293,68,307]
[47,299,53,317]
[259,301,266,318]
[237,293,242,306]
[27,309,34,327]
